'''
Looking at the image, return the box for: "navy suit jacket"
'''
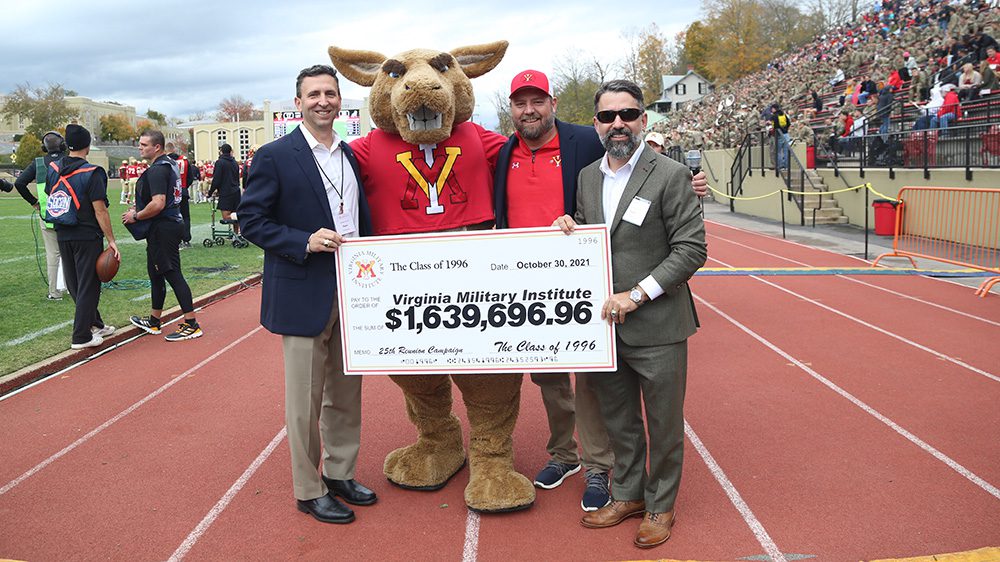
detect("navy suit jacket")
[238,127,372,337]
[493,119,605,229]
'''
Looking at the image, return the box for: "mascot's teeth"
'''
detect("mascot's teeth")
[407,108,443,131]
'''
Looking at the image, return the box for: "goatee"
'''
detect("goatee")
[600,127,640,161]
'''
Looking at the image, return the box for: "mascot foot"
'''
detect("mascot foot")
[385,440,467,491]
[464,458,535,513]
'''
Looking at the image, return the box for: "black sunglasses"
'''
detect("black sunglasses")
[595,108,643,124]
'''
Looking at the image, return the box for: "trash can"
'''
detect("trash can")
[806,145,816,169]
[872,199,899,236]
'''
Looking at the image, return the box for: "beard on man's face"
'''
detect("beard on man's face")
[600,127,640,160]
[515,111,555,141]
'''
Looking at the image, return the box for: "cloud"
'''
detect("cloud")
[0,0,700,124]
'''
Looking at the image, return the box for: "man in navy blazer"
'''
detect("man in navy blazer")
[239,65,376,525]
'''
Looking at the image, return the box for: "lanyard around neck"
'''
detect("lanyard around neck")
[312,147,346,214]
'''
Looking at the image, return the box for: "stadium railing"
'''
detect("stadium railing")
[816,122,1000,180]
[872,186,1000,297]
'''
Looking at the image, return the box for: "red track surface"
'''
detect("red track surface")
[2,221,998,561]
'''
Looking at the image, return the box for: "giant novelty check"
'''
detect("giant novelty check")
[336,225,617,375]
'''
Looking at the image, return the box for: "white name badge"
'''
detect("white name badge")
[334,212,357,236]
[622,196,651,226]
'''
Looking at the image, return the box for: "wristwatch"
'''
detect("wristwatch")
[628,286,644,306]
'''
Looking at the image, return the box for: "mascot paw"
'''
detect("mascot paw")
[384,441,467,491]
[464,459,535,513]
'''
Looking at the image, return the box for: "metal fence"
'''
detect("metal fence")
[815,122,1000,181]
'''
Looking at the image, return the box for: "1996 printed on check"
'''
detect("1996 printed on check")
[335,225,617,375]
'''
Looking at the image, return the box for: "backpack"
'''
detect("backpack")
[44,160,97,226]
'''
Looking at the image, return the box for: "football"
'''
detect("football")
[96,247,120,283]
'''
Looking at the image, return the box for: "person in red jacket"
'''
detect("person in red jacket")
[931,84,960,130]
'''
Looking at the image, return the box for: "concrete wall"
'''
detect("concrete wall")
[817,168,1000,229]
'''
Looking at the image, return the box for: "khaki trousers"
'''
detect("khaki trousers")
[530,372,613,473]
[281,301,362,500]
[40,222,62,298]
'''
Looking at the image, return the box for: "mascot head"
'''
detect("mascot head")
[328,41,507,145]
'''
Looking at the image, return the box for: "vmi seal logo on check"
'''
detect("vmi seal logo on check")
[348,250,385,288]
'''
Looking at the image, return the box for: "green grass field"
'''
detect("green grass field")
[0,181,263,376]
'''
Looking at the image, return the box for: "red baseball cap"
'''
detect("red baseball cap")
[510,69,552,98]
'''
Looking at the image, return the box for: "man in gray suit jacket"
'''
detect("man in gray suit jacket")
[554,79,706,549]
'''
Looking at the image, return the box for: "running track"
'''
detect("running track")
[2,221,998,561]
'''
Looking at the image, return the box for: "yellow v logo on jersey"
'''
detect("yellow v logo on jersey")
[395,146,465,215]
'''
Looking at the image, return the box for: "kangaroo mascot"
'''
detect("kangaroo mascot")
[328,40,534,513]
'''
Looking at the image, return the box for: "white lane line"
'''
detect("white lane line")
[705,219,875,265]
[708,233,1000,328]
[0,326,263,496]
[695,294,1000,502]
[685,420,786,562]
[168,426,287,561]
[705,219,984,291]
[462,510,481,562]
[708,255,1000,384]
[3,320,73,347]
[834,275,1000,328]
[0,312,196,402]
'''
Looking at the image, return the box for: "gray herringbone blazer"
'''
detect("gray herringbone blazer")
[575,145,707,346]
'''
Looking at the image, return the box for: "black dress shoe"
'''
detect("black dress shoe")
[323,476,378,506]
[296,493,355,524]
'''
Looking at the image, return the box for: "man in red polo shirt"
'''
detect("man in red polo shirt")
[493,69,707,513]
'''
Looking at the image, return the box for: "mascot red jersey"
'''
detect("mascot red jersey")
[329,40,534,513]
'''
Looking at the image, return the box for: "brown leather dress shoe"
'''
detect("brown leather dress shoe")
[634,510,676,548]
[580,499,645,528]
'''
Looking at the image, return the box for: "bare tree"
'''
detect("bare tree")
[617,28,643,84]
[217,95,261,122]
[491,89,514,136]
[808,0,858,27]
[552,50,603,125]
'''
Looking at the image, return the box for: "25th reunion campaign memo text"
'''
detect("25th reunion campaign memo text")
[335,226,617,375]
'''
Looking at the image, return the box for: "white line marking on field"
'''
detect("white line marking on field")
[0,215,34,220]
[462,510,481,562]
[685,420,786,562]
[696,294,1000,502]
[0,326,263,496]
[0,332,146,402]
[708,255,1000,384]
[130,294,151,302]
[708,233,1000,328]
[705,219,986,291]
[3,320,73,347]
[835,275,1000,328]
[168,426,286,561]
[0,310,198,402]
[0,255,32,264]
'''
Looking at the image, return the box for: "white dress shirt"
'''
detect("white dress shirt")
[599,146,665,301]
[299,124,359,238]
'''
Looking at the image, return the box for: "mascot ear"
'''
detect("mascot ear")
[450,40,508,79]
[328,46,387,87]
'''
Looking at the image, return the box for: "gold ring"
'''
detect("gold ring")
[610,310,618,316]
[322,239,330,247]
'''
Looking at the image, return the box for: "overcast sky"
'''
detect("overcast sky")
[1,0,701,127]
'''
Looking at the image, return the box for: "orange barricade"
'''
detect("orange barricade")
[872,187,1000,297]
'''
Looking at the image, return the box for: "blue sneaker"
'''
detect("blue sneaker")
[533,460,581,489]
[581,471,611,512]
